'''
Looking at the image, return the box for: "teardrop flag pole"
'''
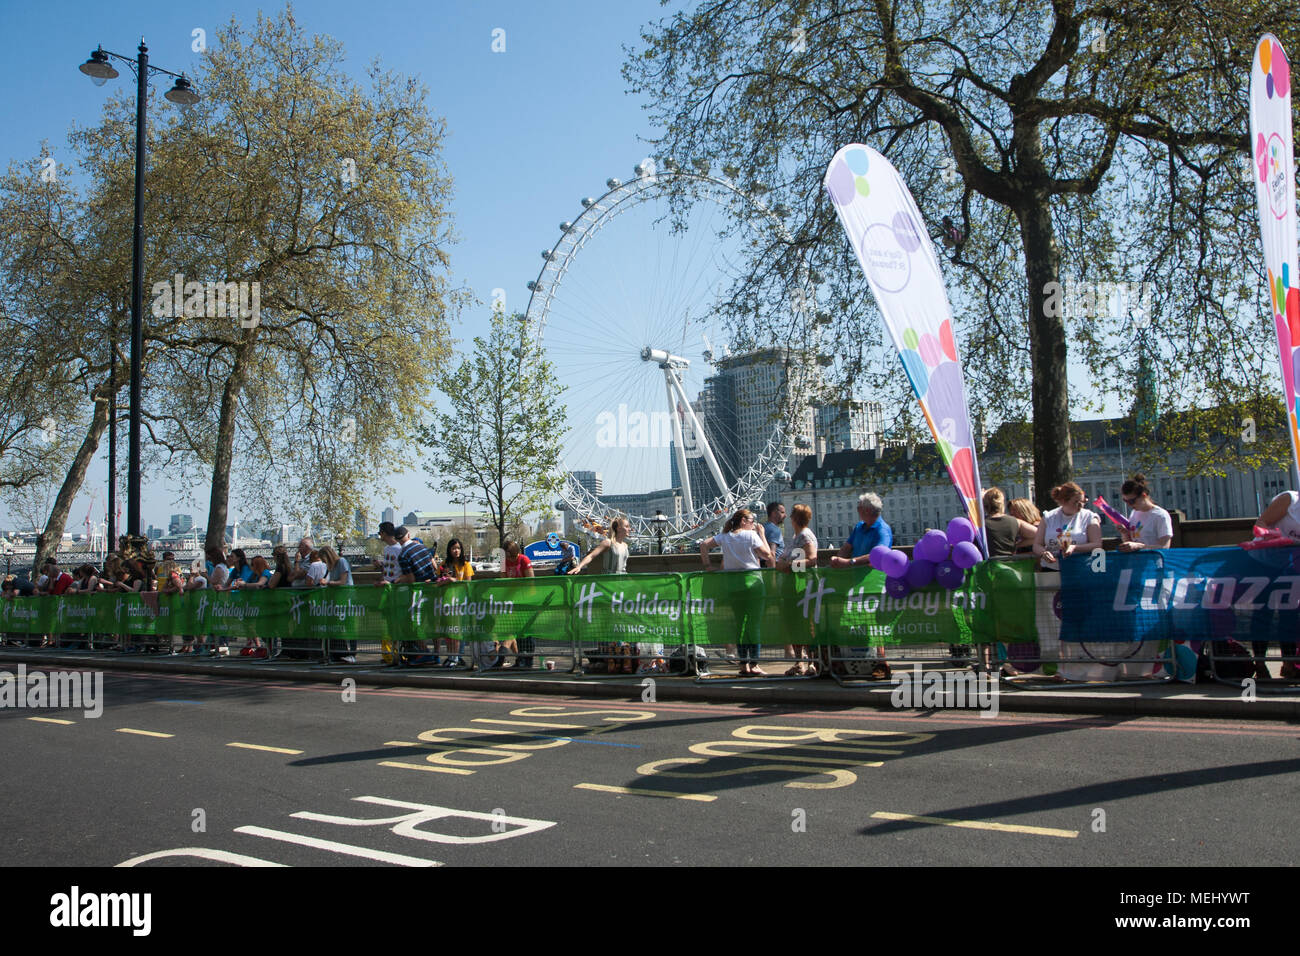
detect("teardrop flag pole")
[1250,34,1300,488]
[824,144,986,549]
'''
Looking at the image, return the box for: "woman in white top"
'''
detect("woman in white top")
[777,503,818,675]
[700,508,772,676]
[1032,481,1101,571]
[1253,491,1300,679]
[1117,474,1172,551]
[570,518,634,672]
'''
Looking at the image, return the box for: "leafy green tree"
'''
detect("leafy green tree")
[423,308,566,548]
[1,6,459,565]
[626,0,1300,506]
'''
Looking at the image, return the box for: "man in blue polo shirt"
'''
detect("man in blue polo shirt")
[831,492,892,567]
[830,492,892,679]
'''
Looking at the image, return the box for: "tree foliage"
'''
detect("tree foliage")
[422,308,566,548]
[0,5,460,563]
[626,0,1300,506]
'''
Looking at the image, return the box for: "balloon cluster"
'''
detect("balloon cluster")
[869,517,983,597]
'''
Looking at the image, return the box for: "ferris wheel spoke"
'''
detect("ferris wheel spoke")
[526,168,809,542]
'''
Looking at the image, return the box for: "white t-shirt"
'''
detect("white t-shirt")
[1042,506,1099,556]
[715,530,763,570]
[1273,491,1300,541]
[382,543,402,582]
[788,527,818,562]
[1126,504,1172,547]
[307,560,327,585]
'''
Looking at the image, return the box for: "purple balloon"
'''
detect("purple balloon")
[881,549,909,578]
[935,560,966,589]
[946,517,974,545]
[915,530,950,563]
[868,545,893,572]
[885,576,911,599]
[905,558,936,589]
[951,541,982,569]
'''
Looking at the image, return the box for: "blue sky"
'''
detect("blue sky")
[0,0,690,534]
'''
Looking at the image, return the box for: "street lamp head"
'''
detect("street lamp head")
[79,47,118,83]
[164,75,199,105]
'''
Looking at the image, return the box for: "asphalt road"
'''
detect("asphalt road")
[2,666,1298,871]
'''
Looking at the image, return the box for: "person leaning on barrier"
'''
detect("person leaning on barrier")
[1252,490,1300,680]
[569,517,632,672]
[290,536,315,588]
[205,545,230,590]
[1033,482,1101,571]
[829,491,892,679]
[1007,498,1042,556]
[1117,474,1172,552]
[38,558,74,596]
[983,488,1038,558]
[394,526,438,665]
[227,548,254,587]
[777,503,819,676]
[267,547,294,589]
[2,574,35,646]
[569,516,630,575]
[319,546,357,663]
[491,539,534,669]
[830,492,892,569]
[434,538,474,668]
[700,508,772,677]
[763,501,786,567]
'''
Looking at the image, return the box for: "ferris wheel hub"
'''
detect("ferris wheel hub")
[640,346,690,369]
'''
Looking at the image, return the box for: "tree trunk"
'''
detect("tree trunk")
[33,384,113,574]
[1017,197,1072,511]
[205,338,255,551]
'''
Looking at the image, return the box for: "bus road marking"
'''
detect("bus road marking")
[574,783,716,802]
[227,742,303,755]
[871,811,1078,838]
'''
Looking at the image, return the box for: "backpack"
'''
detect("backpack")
[668,645,710,676]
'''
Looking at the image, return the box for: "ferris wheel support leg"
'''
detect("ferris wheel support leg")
[664,368,694,514]
[667,368,729,503]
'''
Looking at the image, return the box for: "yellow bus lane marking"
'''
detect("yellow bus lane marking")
[227,742,303,755]
[116,728,173,738]
[574,783,716,802]
[378,760,474,775]
[27,717,74,725]
[870,811,1078,839]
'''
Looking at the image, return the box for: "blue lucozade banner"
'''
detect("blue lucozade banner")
[1059,547,1300,643]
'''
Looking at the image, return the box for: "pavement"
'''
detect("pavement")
[2,644,1298,719]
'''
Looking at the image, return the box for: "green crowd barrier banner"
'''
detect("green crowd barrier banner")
[575,573,692,648]
[0,566,1037,648]
[6,595,57,634]
[967,560,1038,646]
[758,566,980,648]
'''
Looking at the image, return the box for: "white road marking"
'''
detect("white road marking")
[233,826,441,866]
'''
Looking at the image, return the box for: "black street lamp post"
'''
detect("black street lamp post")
[79,41,199,540]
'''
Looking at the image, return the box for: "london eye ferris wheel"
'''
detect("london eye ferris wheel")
[523,160,822,546]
